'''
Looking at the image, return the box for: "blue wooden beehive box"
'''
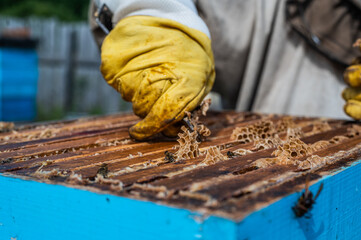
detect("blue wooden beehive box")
[0,37,38,121]
[0,112,360,239]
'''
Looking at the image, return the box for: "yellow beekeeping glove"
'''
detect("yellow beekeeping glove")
[343,40,361,120]
[343,64,361,119]
[344,64,361,88]
[100,16,215,140]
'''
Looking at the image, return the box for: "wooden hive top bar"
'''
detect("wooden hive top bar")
[1,111,361,221]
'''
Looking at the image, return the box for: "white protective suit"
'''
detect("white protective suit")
[89,0,353,119]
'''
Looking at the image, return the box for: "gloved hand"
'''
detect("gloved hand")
[100,16,215,140]
[342,41,361,120]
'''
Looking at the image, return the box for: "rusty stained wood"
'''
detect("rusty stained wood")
[0,111,360,221]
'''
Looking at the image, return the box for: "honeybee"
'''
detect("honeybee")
[97,163,109,178]
[227,151,241,158]
[164,151,176,163]
[293,176,323,218]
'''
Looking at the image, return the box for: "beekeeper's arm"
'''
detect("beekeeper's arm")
[89,0,215,140]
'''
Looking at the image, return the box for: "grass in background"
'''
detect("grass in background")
[0,0,89,22]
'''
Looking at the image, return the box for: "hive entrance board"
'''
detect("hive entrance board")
[1,111,361,238]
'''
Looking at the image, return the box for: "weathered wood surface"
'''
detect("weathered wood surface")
[0,111,360,221]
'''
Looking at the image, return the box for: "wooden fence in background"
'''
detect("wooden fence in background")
[0,16,132,120]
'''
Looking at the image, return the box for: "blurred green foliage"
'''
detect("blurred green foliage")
[0,0,89,21]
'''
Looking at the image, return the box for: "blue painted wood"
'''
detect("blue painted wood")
[0,49,2,120]
[2,98,36,121]
[0,47,38,121]
[1,160,361,239]
[0,175,236,240]
[236,159,361,240]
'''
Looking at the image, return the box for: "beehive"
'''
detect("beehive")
[1,111,361,239]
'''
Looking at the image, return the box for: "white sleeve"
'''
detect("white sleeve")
[94,0,211,38]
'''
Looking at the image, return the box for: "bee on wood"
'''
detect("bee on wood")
[1,157,13,165]
[164,151,176,163]
[227,151,241,158]
[292,177,323,218]
[97,163,109,178]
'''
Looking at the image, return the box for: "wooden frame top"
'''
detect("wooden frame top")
[1,111,360,221]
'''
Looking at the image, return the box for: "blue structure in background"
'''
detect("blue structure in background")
[0,38,38,121]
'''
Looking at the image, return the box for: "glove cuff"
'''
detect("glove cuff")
[94,0,211,38]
